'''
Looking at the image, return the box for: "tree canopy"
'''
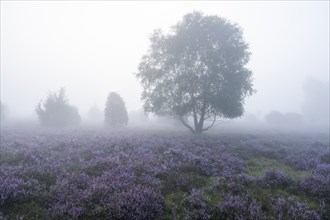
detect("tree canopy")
[36,88,81,127]
[136,11,254,134]
[104,92,128,127]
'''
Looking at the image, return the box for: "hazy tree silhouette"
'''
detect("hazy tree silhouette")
[129,109,148,125]
[136,11,254,134]
[264,111,285,125]
[86,105,103,124]
[104,92,128,127]
[36,88,81,127]
[302,78,329,127]
[265,111,302,126]
[0,101,6,123]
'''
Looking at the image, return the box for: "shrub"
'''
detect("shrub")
[36,88,81,127]
[181,188,209,219]
[212,194,264,219]
[285,151,319,170]
[300,164,330,199]
[48,171,163,219]
[258,169,291,189]
[270,197,321,220]
[104,92,128,127]
[0,102,6,123]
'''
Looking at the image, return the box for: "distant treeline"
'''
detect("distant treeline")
[34,88,128,128]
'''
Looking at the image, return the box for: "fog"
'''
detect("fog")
[1,2,330,218]
[1,1,329,132]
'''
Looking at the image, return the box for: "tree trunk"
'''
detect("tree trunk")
[194,102,206,134]
[179,103,208,134]
[194,127,203,134]
[193,116,204,134]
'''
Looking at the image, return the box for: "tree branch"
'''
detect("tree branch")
[192,107,198,131]
[179,116,195,133]
[202,114,217,131]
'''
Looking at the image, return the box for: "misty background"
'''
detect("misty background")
[0,1,329,130]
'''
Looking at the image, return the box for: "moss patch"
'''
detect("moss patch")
[244,157,308,179]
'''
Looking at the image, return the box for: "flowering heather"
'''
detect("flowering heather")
[212,194,264,219]
[258,169,292,189]
[181,188,209,220]
[0,127,328,219]
[270,197,321,220]
[300,164,330,199]
[285,149,320,170]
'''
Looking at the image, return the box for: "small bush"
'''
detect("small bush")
[300,164,330,199]
[258,169,291,189]
[104,92,128,127]
[212,194,264,219]
[270,197,321,220]
[181,188,209,219]
[36,88,81,127]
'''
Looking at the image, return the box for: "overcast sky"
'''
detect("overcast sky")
[1,1,329,118]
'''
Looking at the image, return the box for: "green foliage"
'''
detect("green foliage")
[0,101,6,123]
[104,92,128,127]
[35,88,81,127]
[245,157,308,179]
[136,11,254,134]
